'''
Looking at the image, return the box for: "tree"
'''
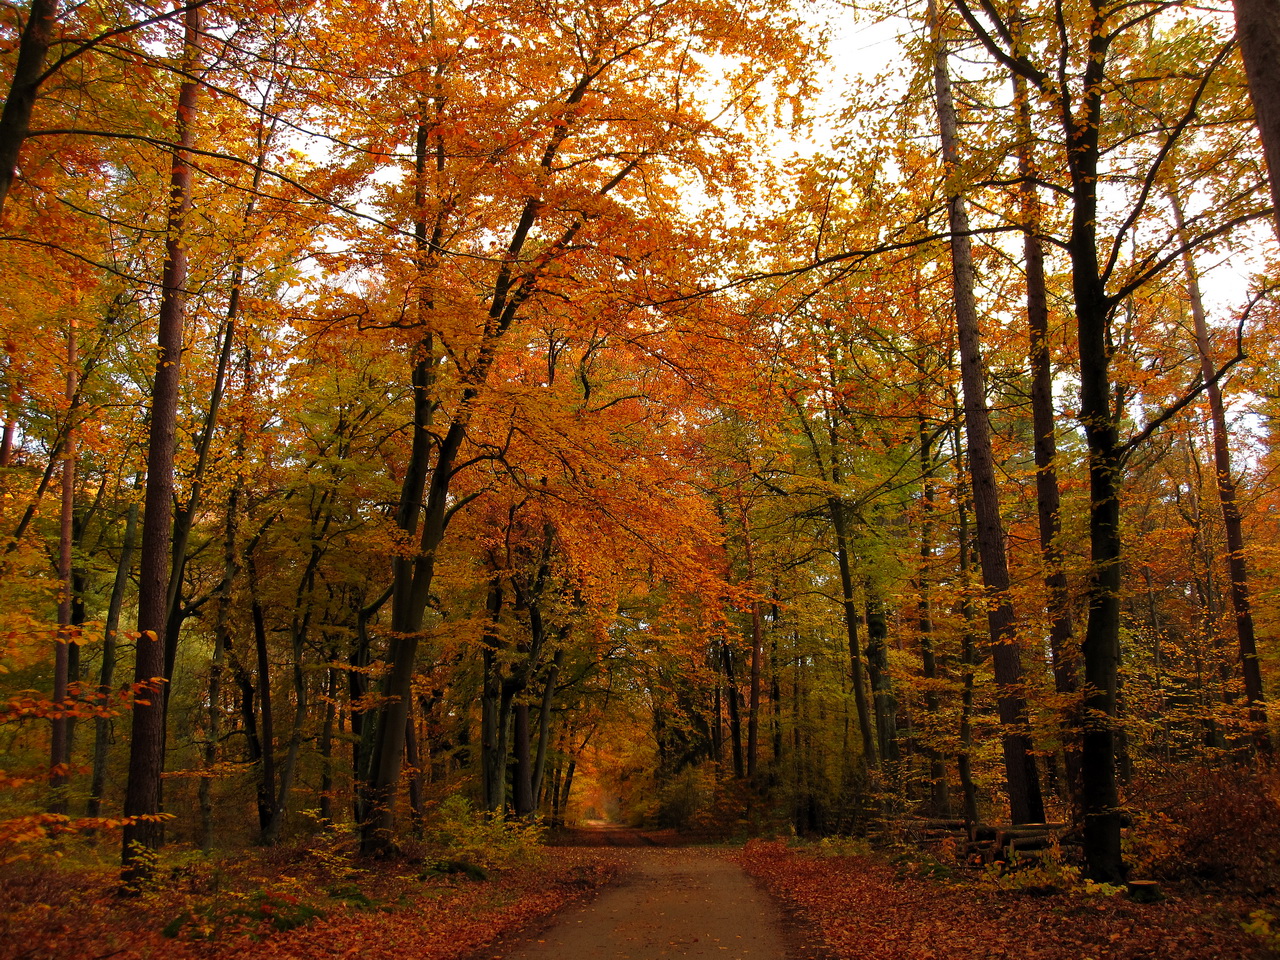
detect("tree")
[121,2,201,884]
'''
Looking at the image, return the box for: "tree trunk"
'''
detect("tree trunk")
[955,422,980,827]
[531,648,562,807]
[200,450,243,850]
[49,318,75,813]
[0,0,58,217]
[1012,66,1084,814]
[319,664,339,825]
[262,625,307,845]
[830,498,876,766]
[248,560,276,833]
[1233,0,1280,237]
[721,642,745,778]
[1060,0,1125,883]
[917,420,950,816]
[512,700,534,816]
[88,492,138,818]
[404,709,424,833]
[121,5,200,885]
[931,2,1044,824]
[1171,191,1270,753]
[864,589,900,767]
[481,579,507,813]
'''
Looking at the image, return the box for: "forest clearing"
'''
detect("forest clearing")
[3,0,1280,951]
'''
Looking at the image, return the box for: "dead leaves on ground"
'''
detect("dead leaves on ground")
[0,845,622,960]
[738,840,1274,960]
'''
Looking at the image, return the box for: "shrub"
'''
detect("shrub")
[1126,764,1280,892]
[426,795,543,871]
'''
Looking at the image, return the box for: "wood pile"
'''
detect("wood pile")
[902,818,1075,865]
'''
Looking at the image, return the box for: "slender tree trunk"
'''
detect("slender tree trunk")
[1010,66,1085,815]
[262,627,307,845]
[955,421,980,827]
[88,492,138,818]
[481,578,507,813]
[721,643,745,778]
[531,648,562,808]
[931,2,1044,824]
[199,445,243,849]
[405,709,425,833]
[0,411,14,468]
[248,554,276,833]
[917,420,950,816]
[49,319,76,812]
[1171,191,1270,753]
[830,499,876,766]
[121,6,200,884]
[735,488,765,780]
[864,589,899,766]
[319,663,339,824]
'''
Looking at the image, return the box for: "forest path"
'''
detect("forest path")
[485,840,825,960]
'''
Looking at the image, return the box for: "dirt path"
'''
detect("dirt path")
[487,844,821,960]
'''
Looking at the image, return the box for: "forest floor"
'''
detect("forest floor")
[2,828,1277,960]
[738,838,1277,959]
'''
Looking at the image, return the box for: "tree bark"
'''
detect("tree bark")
[513,700,534,816]
[1233,0,1280,237]
[0,0,58,217]
[1067,11,1126,881]
[121,5,200,885]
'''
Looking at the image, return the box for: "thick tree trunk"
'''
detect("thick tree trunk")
[931,5,1044,824]
[0,0,58,217]
[1064,4,1125,884]
[1172,192,1270,753]
[1233,0,1280,237]
[121,6,200,885]
[513,701,535,816]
